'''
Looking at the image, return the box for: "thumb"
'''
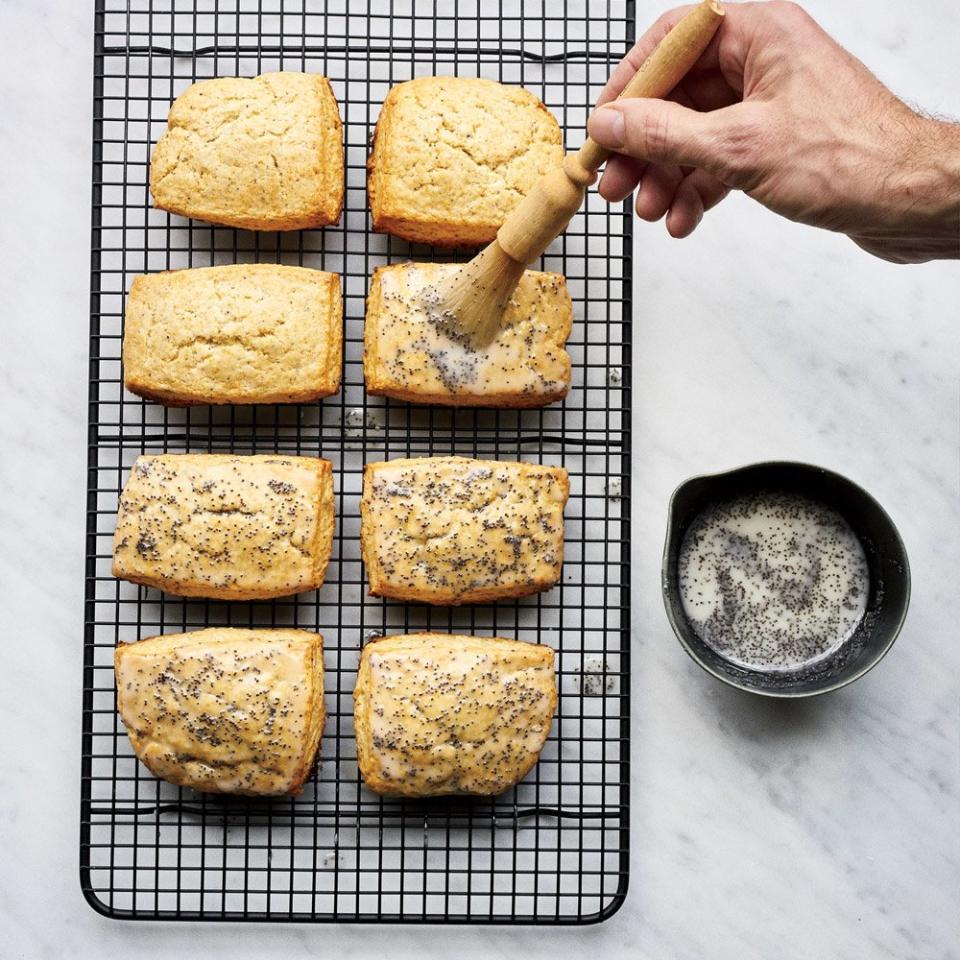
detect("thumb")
[587,100,755,186]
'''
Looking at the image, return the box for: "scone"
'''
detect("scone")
[150,72,343,231]
[368,76,563,247]
[354,633,556,797]
[123,264,342,405]
[364,262,571,407]
[113,454,334,600]
[115,628,325,796]
[360,456,568,605]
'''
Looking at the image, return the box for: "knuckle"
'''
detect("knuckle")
[764,1,815,29]
[713,119,764,186]
[629,106,673,159]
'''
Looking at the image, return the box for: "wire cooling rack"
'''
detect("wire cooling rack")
[82,0,633,924]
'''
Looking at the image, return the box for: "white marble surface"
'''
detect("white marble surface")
[1,1,958,957]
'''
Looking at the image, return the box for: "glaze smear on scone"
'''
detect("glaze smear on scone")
[360,456,568,605]
[354,633,556,796]
[112,454,334,600]
[364,262,572,407]
[115,628,325,796]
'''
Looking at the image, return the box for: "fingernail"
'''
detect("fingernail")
[588,106,626,149]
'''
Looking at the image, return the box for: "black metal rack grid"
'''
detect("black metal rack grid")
[82,0,633,924]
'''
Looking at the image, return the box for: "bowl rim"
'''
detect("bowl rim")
[660,459,912,698]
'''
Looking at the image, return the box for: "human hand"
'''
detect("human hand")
[587,1,960,263]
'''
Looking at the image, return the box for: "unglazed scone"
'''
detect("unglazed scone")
[113,454,334,600]
[123,264,342,405]
[360,456,568,605]
[150,72,343,230]
[364,262,571,407]
[115,628,325,796]
[367,76,563,247]
[354,633,556,797]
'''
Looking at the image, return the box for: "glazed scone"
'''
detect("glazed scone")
[112,454,334,600]
[360,457,568,605]
[364,262,571,407]
[123,264,342,405]
[354,633,556,797]
[150,72,343,231]
[115,628,325,796]
[368,76,563,247]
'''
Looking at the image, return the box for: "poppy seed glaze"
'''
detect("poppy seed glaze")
[677,491,869,672]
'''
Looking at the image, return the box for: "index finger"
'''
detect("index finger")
[596,3,724,105]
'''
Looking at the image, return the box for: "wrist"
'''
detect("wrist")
[851,115,960,263]
[908,118,960,212]
[880,116,960,260]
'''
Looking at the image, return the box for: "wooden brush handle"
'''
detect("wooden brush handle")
[578,0,725,172]
[497,0,725,266]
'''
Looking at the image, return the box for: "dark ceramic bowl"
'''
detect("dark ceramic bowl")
[661,461,911,697]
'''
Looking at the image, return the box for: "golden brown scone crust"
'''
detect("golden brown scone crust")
[354,633,556,797]
[150,72,343,231]
[359,456,568,605]
[112,454,334,600]
[368,77,563,247]
[364,262,571,407]
[115,628,325,796]
[123,264,342,405]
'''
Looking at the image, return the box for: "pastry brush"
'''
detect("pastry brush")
[429,0,725,347]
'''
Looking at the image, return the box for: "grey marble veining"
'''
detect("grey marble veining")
[1,0,958,957]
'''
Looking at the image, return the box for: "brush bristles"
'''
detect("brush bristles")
[428,242,527,349]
